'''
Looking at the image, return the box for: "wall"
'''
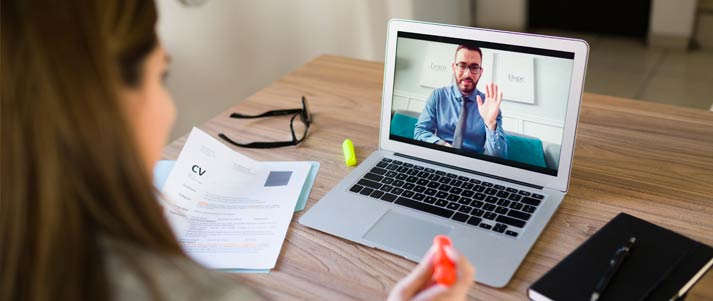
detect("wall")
[648,0,698,49]
[473,0,527,31]
[392,38,573,146]
[650,0,698,36]
[157,0,471,139]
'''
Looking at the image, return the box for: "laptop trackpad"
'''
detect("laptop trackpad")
[363,210,452,257]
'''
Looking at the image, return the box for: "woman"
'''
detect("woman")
[0,0,474,300]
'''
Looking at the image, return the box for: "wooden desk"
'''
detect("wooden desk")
[163,55,713,300]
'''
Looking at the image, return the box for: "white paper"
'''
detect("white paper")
[494,52,535,104]
[419,42,457,89]
[160,128,311,269]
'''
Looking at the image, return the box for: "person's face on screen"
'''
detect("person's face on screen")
[452,49,482,95]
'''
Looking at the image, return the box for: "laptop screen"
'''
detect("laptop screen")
[389,32,575,176]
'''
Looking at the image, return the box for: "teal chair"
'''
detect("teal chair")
[390,111,419,139]
[390,111,547,169]
[505,133,547,168]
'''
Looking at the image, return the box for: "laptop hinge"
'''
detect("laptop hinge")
[393,153,544,190]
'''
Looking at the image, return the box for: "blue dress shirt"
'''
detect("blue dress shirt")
[414,84,508,158]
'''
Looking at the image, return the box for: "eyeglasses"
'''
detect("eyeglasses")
[218,96,312,148]
[455,63,483,74]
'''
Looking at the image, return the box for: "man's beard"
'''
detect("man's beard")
[457,77,477,94]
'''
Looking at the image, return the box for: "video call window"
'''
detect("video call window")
[390,32,575,176]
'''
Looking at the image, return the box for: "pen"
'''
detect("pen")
[591,236,636,301]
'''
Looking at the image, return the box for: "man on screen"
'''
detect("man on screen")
[414,45,508,159]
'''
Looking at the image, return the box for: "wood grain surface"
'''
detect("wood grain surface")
[162,55,713,300]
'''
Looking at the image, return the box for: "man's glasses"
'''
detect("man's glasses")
[218,96,312,148]
[455,63,483,75]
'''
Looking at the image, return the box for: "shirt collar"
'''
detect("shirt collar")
[450,84,479,102]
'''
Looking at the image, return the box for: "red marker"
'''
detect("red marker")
[432,235,457,286]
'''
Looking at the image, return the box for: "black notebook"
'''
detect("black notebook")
[528,213,713,301]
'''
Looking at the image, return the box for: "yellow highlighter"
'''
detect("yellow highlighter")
[342,139,357,166]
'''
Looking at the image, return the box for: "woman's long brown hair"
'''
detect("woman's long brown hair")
[1,1,185,300]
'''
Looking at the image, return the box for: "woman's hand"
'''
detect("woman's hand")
[388,246,475,301]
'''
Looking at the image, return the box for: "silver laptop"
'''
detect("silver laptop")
[300,19,588,288]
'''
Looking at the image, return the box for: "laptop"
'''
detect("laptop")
[299,19,589,288]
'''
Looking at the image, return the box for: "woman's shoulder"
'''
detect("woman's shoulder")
[102,237,266,301]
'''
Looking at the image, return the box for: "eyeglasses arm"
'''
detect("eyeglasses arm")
[218,133,297,148]
[229,108,302,119]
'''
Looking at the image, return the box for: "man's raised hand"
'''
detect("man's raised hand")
[475,83,503,130]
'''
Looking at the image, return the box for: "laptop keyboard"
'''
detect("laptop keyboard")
[348,158,546,238]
